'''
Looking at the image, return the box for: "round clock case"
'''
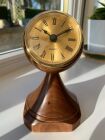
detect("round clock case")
[24,10,83,72]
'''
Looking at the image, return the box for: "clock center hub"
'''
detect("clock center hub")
[50,34,57,42]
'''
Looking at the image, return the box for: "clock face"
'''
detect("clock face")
[24,11,83,71]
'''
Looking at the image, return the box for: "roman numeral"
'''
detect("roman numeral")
[43,20,48,26]
[68,38,76,41]
[52,17,56,25]
[40,50,46,58]
[65,45,73,52]
[30,36,39,40]
[61,53,65,59]
[51,53,54,61]
[34,27,41,32]
[61,20,66,27]
[33,43,40,49]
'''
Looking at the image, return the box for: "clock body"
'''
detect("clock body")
[23,11,83,132]
[24,10,83,72]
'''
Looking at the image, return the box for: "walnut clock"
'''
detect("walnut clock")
[23,10,83,132]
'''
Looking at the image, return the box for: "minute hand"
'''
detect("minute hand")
[57,28,72,37]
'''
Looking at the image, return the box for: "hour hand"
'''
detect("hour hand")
[57,28,72,37]
[42,29,50,36]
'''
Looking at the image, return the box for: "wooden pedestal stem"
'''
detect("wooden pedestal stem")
[23,73,81,132]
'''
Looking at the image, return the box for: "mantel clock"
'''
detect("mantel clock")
[23,10,83,132]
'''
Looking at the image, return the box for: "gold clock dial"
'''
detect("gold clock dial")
[24,11,83,71]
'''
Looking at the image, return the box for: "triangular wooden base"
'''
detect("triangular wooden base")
[23,73,81,132]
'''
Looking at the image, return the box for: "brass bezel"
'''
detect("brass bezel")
[23,10,83,72]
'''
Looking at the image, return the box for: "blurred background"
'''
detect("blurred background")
[0,0,61,54]
[0,0,105,55]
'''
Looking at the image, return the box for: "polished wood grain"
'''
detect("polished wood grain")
[23,73,81,132]
[23,10,83,132]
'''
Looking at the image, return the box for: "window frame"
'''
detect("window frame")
[0,49,29,76]
[67,0,86,27]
